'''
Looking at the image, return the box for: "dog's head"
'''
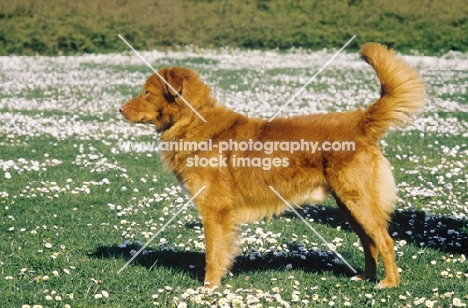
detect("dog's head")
[119,67,212,132]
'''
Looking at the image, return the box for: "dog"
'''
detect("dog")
[119,43,425,289]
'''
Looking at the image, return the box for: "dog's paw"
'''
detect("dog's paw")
[203,281,220,289]
[351,273,378,282]
[375,279,399,289]
[350,274,365,281]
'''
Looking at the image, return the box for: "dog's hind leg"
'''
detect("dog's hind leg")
[334,195,379,281]
[328,153,399,288]
[334,192,399,288]
[200,207,240,288]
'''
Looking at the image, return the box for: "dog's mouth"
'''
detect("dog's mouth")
[119,108,174,132]
[120,112,154,127]
[120,112,149,125]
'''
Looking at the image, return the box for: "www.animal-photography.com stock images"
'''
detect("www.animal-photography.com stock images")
[1,1,467,307]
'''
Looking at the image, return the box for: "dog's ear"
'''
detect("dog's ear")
[165,68,184,96]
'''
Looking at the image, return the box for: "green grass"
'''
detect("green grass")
[1,0,468,56]
[0,50,467,307]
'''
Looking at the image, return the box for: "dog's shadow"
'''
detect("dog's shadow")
[90,241,354,284]
[89,206,467,284]
[294,205,468,255]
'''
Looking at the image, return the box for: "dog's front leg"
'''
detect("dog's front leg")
[201,208,239,288]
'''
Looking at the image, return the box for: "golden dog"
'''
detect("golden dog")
[119,43,425,288]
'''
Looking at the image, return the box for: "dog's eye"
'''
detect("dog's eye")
[144,90,150,95]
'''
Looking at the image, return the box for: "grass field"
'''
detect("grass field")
[2,0,468,56]
[1,46,467,307]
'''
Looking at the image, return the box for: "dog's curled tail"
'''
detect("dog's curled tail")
[360,43,425,140]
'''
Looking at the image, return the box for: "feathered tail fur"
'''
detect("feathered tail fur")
[360,43,426,140]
